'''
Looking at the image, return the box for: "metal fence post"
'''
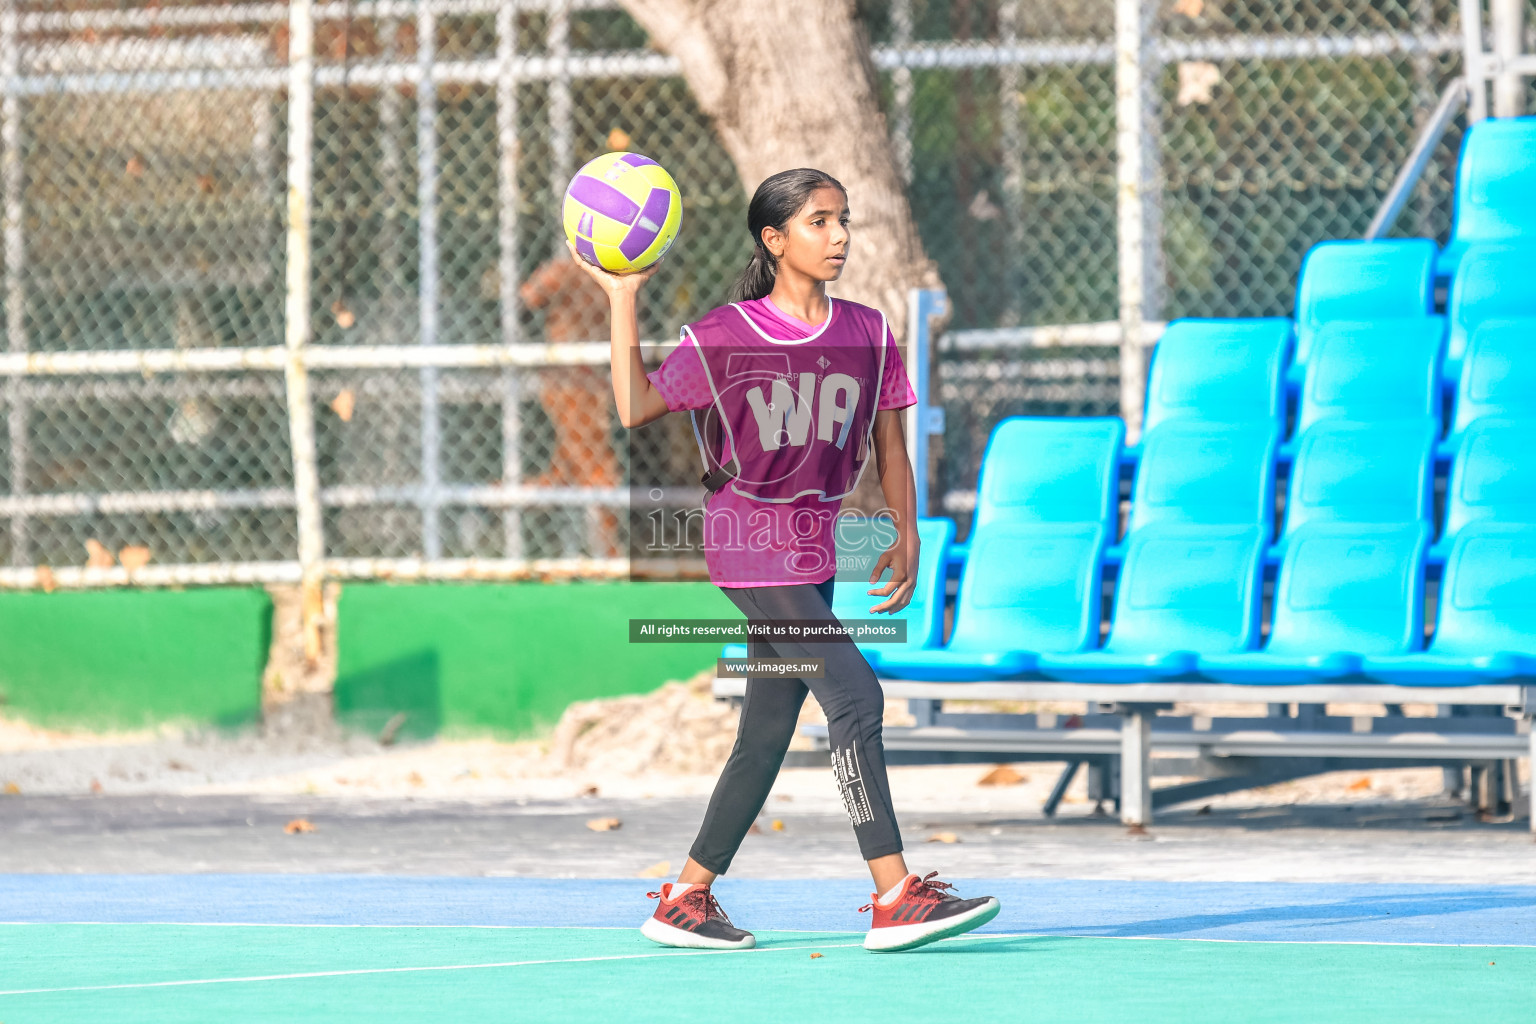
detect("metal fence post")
[1,7,27,568]
[890,0,914,186]
[284,0,327,659]
[378,16,404,345]
[549,0,573,230]
[1460,0,1489,121]
[998,0,1023,328]
[548,0,584,555]
[497,0,524,560]
[1114,0,1158,443]
[905,288,947,518]
[1490,0,1526,117]
[417,0,443,560]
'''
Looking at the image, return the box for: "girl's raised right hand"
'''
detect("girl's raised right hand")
[566,240,663,299]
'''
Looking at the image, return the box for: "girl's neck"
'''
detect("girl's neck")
[767,274,829,327]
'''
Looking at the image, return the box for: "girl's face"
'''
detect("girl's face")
[762,186,850,284]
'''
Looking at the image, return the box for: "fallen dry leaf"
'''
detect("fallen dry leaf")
[977,765,1026,787]
[637,860,671,879]
[1177,61,1221,106]
[926,831,960,844]
[118,546,151,571]
[2,782,19,795]
[36,565,56,593]
[771,819,785,832]
[586,817,622,832]
[809,953,823,959]
[284,818,316,834]
[579,784,600,797]
[330,388,356,421]
[1347,776,1372,792]
[378,712,408,746]
[607,127,632,151]
[84,539,115,569]
[407,771,425,786]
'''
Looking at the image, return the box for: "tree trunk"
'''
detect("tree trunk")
[619,0,941,341]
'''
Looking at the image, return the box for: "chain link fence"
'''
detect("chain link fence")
[0,0,1518,585]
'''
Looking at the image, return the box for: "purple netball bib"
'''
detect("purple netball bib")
[683,300,887,503]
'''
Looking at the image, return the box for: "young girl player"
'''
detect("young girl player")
[571,168,1000,953]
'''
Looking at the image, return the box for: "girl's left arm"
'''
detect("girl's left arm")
[868,408,919,613]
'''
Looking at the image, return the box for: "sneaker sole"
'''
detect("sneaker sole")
[640,915,756,951]
[863,898,1001,953]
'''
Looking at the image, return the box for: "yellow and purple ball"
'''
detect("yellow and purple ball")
[562,152,682,274]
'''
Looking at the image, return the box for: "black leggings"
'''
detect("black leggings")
[689,578,904,875]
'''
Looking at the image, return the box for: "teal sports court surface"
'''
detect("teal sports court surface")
[2,876,1533,1022]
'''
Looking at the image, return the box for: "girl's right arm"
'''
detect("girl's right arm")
[565,241,671,429]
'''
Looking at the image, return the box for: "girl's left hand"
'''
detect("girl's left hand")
[868,531,919,614]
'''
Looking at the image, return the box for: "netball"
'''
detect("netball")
[562,152,682,274]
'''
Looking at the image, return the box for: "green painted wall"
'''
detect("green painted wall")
[333,581,738,739]
[0,588,270,730]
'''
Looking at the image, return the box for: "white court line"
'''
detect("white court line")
[1,922,1526,949]
[1,922,1525,948]
[0,941,871,997]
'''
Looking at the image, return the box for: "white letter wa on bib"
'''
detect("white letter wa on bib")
[747,374,862,452]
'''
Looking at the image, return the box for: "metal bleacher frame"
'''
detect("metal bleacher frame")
[714,18,1536,832]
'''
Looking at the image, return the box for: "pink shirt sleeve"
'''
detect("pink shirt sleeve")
[878,326,918,410]
[647,337,714,412]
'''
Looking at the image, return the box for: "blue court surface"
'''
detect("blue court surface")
[1,875,1533,1023]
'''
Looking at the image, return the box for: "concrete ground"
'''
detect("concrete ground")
[3,699,1531,885]
[3,786,1532,883]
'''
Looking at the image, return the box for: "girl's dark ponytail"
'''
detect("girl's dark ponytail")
[727,168,846,304]
[730,244,779,303]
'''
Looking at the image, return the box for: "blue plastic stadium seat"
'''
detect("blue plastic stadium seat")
[1141,319,1289,433]
[973,417,1123,531]
[832,516,955,656]
[1364,524,1536,685]
[1443,419,1536,541]
[1037,526,1265,683]
[1450,319,1536,435]
[1197,524,1430,683]
[1447,244,1536,383]
[1293,239,1437,382]
[1126,421,1278,536]
[1437,117,1536,279]
[1295,318,1443,435]
[719,517,955,667]
[870,523,1104,681]
[1282,419,1436,539]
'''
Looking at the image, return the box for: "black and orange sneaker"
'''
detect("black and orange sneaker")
[641,883,756,950]
[860,871,1000,952]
